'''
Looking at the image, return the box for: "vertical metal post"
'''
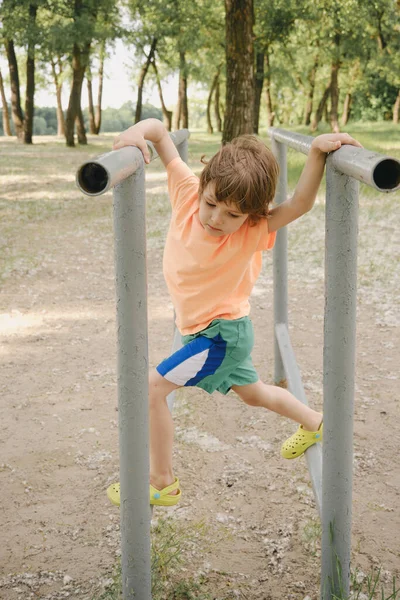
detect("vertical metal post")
[321,165,359,600]
[271,138,288,385]
[113,166,152,600]
[177,138,188,162]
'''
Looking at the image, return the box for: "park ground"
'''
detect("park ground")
[0,125,399,599]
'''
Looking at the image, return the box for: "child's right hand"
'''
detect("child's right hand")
[113,126,151,164]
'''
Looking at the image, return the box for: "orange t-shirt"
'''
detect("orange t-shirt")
[163,157,276,335]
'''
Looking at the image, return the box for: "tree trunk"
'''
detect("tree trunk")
[311,81,331,131]
[94,40,105,134]
[376,11,387,51]
[75,105,87,144]
[214,75,222,132]
[223,0,255,143]
[393,90,400,124]
[206,68,220,134]
[304,52,319,126]
[341,92,352,126]
[23,3,37,144]
[329,60,340,132]
[87,68,96,134]
[151,58,172,131]
[324,101,330,123]
[206,86,214,134]
[176,51,188,129]
[51,57,65,136]
[0,67,12,136]
[65,41,90,147]
[253,51,264,133]
[4,39,24,140]
[174,94,182,130]
[135,37,157,124]
[264,49,274,127]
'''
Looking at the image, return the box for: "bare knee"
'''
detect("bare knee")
[232,381,265,407]
[148,369,179,407]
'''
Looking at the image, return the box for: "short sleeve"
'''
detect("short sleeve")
[255,218,277,251]
[166,157,200,210]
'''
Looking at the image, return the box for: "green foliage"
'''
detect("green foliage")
[331,568,400,600]
[0,102,162,136]
[351,73,399,121]
[1,0,399,128]
[90,102,162,133]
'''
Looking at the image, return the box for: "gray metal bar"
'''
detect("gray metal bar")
[269,128,313,155]
[330,146,400,192]
[113,167,152,600]
[271,139,288,386]
[76,129,190,196]
[321,164,359,600]
[275,323,322,515]
[269,127,400,192]
[75,129,191,600]
[267,127,399,600]
[176,136,189,163]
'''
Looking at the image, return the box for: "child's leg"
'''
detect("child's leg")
[231,380,322,431]
[148,369,181,492]
[106,369,181,507]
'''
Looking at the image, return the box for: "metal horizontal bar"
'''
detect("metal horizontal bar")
[269,127,400,193]
[76,128,190,197]
[269,128,314,155]
[275,322,322,516]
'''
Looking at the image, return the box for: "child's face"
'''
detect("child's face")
[199,182,249,237]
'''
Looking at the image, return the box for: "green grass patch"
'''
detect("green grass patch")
[332,568,400,600]
[94,518,212,600]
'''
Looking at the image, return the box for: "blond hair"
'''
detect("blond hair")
[199,135,279,225]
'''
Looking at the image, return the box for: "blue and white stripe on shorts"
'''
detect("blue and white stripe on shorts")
[156,334,227,387]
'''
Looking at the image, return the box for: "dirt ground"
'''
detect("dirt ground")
[0,134,399,600]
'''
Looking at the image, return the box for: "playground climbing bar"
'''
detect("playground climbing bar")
[269,127,400,600]
[76,130,189,600]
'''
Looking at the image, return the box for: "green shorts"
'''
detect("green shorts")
[156,316,259,395]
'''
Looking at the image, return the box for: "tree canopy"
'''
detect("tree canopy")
[1,0,399,142]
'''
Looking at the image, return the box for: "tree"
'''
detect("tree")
[63,0,95,146]
[4,39,24,139]
[126,0,223,131]
[223,0,255,143]
[1,0,43,144]
[151,57,173,130]
[253,0,307,131]
[187,0,225,134]
[2,1,28,141]
[87,39,106,134]
[0,66,12,136]
[135,37,158,124]
[56,0,119,146]
[24,2,38,144]
[126,0,176,124]
[38,5,70,137]
[362,0,400,123]
[206,66,222,134]
[50,56,66,136]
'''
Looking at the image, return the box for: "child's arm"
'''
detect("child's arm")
[267,133,362,233]
[112,118,179,168]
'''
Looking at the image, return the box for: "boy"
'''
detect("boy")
[107,119,362,507]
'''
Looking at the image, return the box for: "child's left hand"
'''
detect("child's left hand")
[311,133,363,154]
